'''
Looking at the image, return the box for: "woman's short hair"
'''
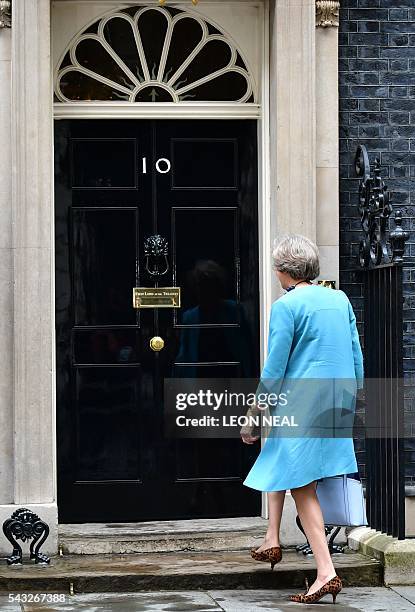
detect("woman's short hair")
[272,234,320,281]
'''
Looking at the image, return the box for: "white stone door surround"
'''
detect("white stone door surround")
[0,0,340,553]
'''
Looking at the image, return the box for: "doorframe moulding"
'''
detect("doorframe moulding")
[53,103,261,120]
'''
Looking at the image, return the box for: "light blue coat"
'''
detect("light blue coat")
[243,285,364,492]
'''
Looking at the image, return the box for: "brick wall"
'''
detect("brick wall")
[339,0,415,486]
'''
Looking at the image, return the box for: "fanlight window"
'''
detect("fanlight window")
[55,5,255,103]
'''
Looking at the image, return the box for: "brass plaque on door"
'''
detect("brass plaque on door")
[133,287,181,309]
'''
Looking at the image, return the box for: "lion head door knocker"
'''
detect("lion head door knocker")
[144,234,169,277]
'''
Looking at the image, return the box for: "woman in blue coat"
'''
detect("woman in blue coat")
[241,234,364,605]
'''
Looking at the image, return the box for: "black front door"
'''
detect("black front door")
[55,119,260,522]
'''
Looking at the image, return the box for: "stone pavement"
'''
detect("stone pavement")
[0,587,413,611]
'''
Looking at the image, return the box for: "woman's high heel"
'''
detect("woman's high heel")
[289,574,342,604]
[250,545,282,570]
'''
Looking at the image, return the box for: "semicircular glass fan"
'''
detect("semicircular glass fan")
[55,6,255,103]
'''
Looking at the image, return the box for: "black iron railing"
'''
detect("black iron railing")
[355,144,408,540]
[363,264,406,539]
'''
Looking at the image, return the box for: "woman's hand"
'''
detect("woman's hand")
[240,406,260,443]
[241,429,260,444]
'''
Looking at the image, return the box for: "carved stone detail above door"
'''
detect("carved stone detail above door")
[0,0,11,29]
[316,1,340,28]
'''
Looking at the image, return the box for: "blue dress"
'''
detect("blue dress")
[243,284,364,492]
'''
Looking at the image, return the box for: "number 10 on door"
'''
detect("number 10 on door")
[141,158,171,174]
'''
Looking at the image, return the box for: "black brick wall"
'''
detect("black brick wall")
[339,0,415,487]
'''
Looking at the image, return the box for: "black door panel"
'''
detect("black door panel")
[55,119,260,522]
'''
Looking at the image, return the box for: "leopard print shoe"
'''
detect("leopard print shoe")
[250,546,282,570]
[289,574,342,604]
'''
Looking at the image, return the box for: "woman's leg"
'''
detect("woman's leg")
[290,481,336,595]
[255,490,286,552]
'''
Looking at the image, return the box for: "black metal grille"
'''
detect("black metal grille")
[362,264,405,540]
[355,144,408,540]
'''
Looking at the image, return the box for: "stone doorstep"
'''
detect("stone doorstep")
[58,516,348,555]
[348,527,415,586]
[0,550,382,594]
[58,517,271,555]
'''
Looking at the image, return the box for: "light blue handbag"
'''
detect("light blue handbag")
[316,474,368,527]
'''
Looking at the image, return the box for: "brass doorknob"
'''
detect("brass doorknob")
[150,336,164,352]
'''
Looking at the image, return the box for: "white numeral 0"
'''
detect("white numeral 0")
[156,158,171,174]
